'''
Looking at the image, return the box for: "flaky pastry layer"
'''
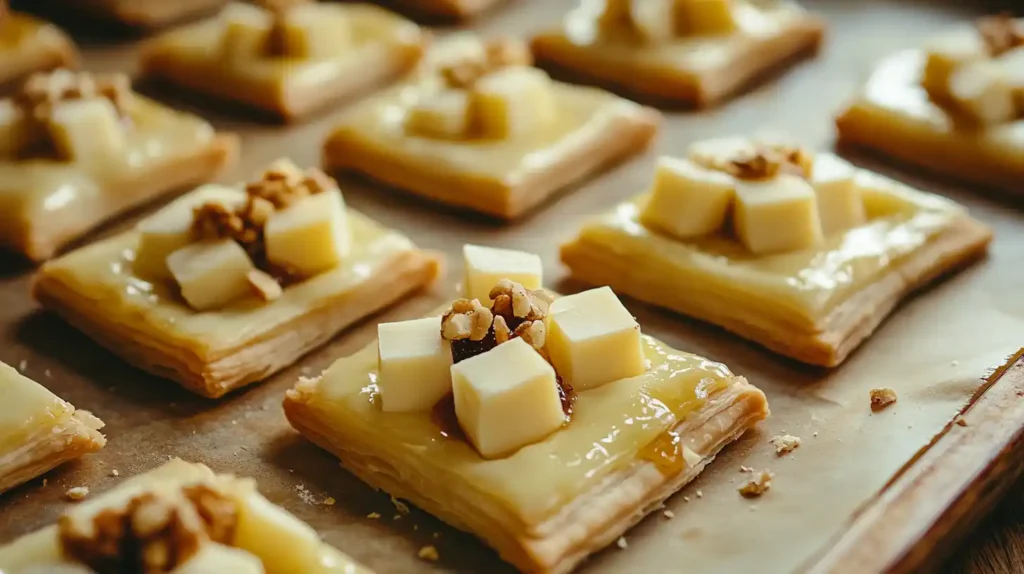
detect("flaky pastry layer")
[0,410,105,494]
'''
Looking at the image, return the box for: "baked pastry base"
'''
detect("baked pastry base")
[0,14,78,90]
[36,0,229,29]
[529,1,825,107]
[140,3,426,120]
[284,336,769,574]
[323,83,660,219]
[0,362,105,494]
[836,49,1024,195]
[560,159,993,367]
[34,198,442,398]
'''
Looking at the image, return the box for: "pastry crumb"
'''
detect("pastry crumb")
[65,486,89,501]
[367,512,381,519]
[323,497,336,506]
[769,434,801,455]
[110,469,119,477]
[18,359,27,371]
[813,431,819,437]
[738,470,773,498]
[295,484,316,505]
[740,465,754,473]
[391,496,410,515]
[44,369,51,377]
[695,490,703,499]
[955,415,968,427]
[42,478,48,487]
[683,496,690,502]
[870,387,898,411]
[616,536,628,549]
[662,509,675,519]
[418,545,439,561]
[951,360,960,367]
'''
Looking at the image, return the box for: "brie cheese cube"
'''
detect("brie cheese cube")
[471,67,556,140]
[278,7,350,60]
[167,239,255,311]
[174,543,264,573]
[463,244,543,304]
[265,191,351,277]
[546,286,645,391]
[451,337,564,459]
[676,0,738,36]
[134,185,245,280]
[733,174,823,255]
[810,155,866,235]
[632,0,677,43]
[377,317,453,413]
[234,492,323,572]
[921,30,988,99]
[948,60,1016,125]
[639,156,735,239]
[48,98,125,164]
[406,89,472,140]
[220,3,272,61]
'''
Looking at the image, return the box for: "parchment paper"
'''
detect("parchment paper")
[1,1,1022,573]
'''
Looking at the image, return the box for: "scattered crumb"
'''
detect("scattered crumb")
[433,532,440,539]
[955,415,968,427]
[738,470,773,498]
[413,524,419,531]
[769,434,801,456]
[662,510,675,519]
[110,469,119,477]
[749,505,758,512]
[616,536,628,549]
[813,432,819,437]
[870,387,898,412]
[295,484,316,505]
[683,496,690,503]
[323,497,336,506]
[695,490,703,499]
[65,486,89,501]
[42,479,47,487]
[18,359,27,371]
[740,466,754,473]
[418,545,439,562]
[231,420,237,425]
[367,512,381,519]
[44,369,51,377]
[393,514,401,520]
[951,360,960,367]
[391,496,410,515]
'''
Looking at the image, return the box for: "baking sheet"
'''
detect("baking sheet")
[1,0,1023,572]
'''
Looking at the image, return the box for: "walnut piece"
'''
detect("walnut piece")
[870,387,898,411]
[247,269,283,302]
[726,144,813,180]
[977,14,1024,57]
[769,434,801,456]
[439,37,533,89]
[66,486,90,501]
[441,298,494,342]
[15,69,132,123]
[738,470,773,498]
[246,160,336,210]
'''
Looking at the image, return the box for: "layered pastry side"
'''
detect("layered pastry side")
[0,2,77,90]
[385,0,508,21]
[0,459,373,574]
[0,360,105,494]
[0,69,238,262]
[284,244,769,574]
[322,35,661,220]
[139,1,427,121]
[836,15,1024,194]
[529,0,825,107]
[560,136,994,367]
[33,159,442,398]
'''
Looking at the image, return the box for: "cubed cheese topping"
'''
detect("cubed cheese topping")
[167,239,256,311]
[377,317,453,413]
[265,191,351,277]
[639,156,735,240]
[470,67,556,140]
[463,244,543,304]
[733,174,823,255]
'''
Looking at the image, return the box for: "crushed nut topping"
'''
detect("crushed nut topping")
[247,269,283,302]
[870,387,898,411]
[769,434,801,456]
[15,69,132,123]
[246,161,336,210]
[59,482,239,574]
[726,144,813,180]
[738,470,773,498]
[441,298,494,343]
[977,14,1024,57]
[439,37,533,89]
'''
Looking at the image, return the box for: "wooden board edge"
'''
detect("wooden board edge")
[802,348,1024,574]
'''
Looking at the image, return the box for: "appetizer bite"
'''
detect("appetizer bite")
[284,245,769,574]
[530,0,825,107]
[0,459,373,573]
[0,360,105,494]
[0,1,77,90]
[140,1,426,121]
[323,35,661,220]
[0,69,237,262]
[560,136,993,366]
[837,14,1024,194]
[34,160,442,398]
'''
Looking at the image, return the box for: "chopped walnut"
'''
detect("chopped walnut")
[441,298,494,342]
[726,144,813,180]
[870,387,898,411]
[247,269,283,302]
[65,486,90,501]
[246,161,336,209]
[769,434,801,456]
[192,202,246,242]
[15,69,132,123]
[488,279,550,355]
[977,14,1024,57]
[738,470,773,498]
[439,37,533,89]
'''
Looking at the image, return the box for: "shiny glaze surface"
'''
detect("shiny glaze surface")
[39,188,420,353]
[571,153,962,321]
[0,361,72,455]
[309,335,732,524]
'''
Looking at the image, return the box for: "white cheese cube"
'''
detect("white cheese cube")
[377,317,453,413]
[471,66,556,140]
[220,3,272,61]
[451,337,564,459]
[676,0,738,36]
[167,239,255,311]
[733,174,823,255]
[546,286,646,391]
[810,155,866,236]
[173,543,264,574]
[234,492,323,572]
[406,89,472,140]
[948,60,1016,125]
[639,156,735,239]
[922,29,988,99]
[265,191,351,277]
[278,7,350,60]
[463,244,543,304]
[632,0,677,43]
[48,98,125,164]
[134,185,245,280]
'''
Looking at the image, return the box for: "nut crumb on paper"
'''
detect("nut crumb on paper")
[738,470,773,498]
[769,434,801,455]
[870,387,898,411]
[616,536,628,549]
[662,510,675,519]
[65,486,89,501]
[418,545,439,561]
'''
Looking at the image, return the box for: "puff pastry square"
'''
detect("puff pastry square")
[836,19,1024,195]
[0,12,77,90]
[140,2,426,121]
[284,316,768,574]
[33,187,442,398]
[530,0,825,107]
[0,361,105,494]
[0,459,373,574]
[560,147,992,366]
